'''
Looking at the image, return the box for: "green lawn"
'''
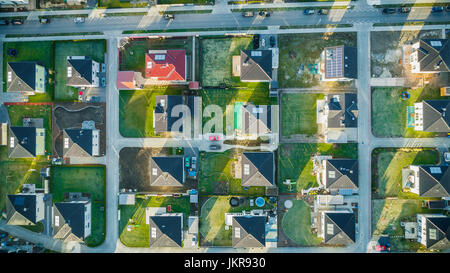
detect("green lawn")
[198,149,266,196]
[157,0,214,4]
[3,41,55,102]
[281,199,321,246]
[278,143,358,193]
[372,199,443,252]
[278,32,357,88]
[372,86,444,138]
[54,40,106,101]
[119,195,191,247]
[50,166,106,247]
[7,104,52,155]
[281,93,324,136]
[373,148,440,198]
[98,0,148,8]
[119,87,184,137]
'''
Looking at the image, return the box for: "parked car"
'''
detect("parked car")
[446,6,450,12]
[382,8,396,14]
[191,157,197,169]
[209,135,220,141]
[431,6,444,13]
[74,17,85,23]
[185,157,190,168]
[318,9,329,15]
[258,11,271,17]
[242,11,254,17]
[398,7,411,13]
[101,77,106,87]
[253,34,260,48]
[163,14,174,20]
[269,36,275,47]
[261,38,265,47]
[0,20,9,26]
[11,19,23,25]
[40,18,50,24]
[209,144,221,150]
[304,9,315,15]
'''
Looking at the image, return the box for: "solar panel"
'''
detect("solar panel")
[155,54,166,61]
[326,223,334,235]
[151,227,157,238]
[235,227,241,238]
[429,228,437,240]
[430,167,442,174]
[244,164,250,175]
[430,41,442,47]
[251,51,262,57]
[325,47,343,78]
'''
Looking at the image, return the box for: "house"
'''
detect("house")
[417,214,450,249]
[63,128,100,157]
[239,104,272,138]
[145,50,186,82]
[6,191,45,226]
[319,46,358,81]
[402,165,449,197]
[238,50,272,82]
[410,39,449,73]
[153,95,184,134]
[6,62,46,95]
[232,215,266,248]
[8,126,45,158]
[116,71,144,90]
[149,214,183,247]
[149,156,185,187]
[241,152,275,188]
[317,93,358,143]
[319,159,358,195]
[66,56,100,88]
[320,211,356,245]
[413,100,450,132]
[53,193,91,243]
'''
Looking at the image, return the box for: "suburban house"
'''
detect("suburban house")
[241,152,275,188]
[8,126,45,158]
[234,104,276,139]
[409,39,449,74]
[319,45,358,81]
[231,215,266,248]
[63,128,100,157]
[6,186,45,226]
[413,100,450,132]
[150,156,185,187]
[149,214,183,247]
[6,62,47,95]
[317,93,358,143]
[402,165,449,197]
[318,158,358,195]
[236,50,273,82]
[417,214,450,249]
[320,211,356,245]
[66,56,100,88]
[145,50,186,82]
[116,71,144,90]
[153,95,184,134]
[53,193,92,243]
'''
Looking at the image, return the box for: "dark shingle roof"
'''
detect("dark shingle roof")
[416,39,450,73]
[54,202,87,239]
[418,166,450,197]
[241,152,274,187]
[421,100,450,132]
[149,215,182,247]
[154,95,184,133]
[150,157,184,187]
[67,57,93,86]
[240,50,272,81]
[8,126,37,158]
[63,129,94,157]
[7,62,38,92]
[424,216,450,248]
[326,93,358,128]
[232,215,265,248]
[323,211,355,245]
[324,159,358,190]
[6,194,37,225]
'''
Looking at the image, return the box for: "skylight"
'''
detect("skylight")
[326,223,334,235]
[235,227,241,238]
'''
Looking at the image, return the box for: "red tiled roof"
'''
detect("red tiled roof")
[145,50,186,81]
[117,71,135,89]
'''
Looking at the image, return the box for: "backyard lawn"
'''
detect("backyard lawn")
[278,32,357,88]
[281,93,324,136]
[119,195,191,247]
[3,41,55,102]
[119,87,184,137]
[372,148,440,198]
[50,166,106,247]
[278,143,358,193]
[371,86,444,138]
[281,199,321,246]
[54,40,106,101]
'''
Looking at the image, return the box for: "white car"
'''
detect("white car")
[74,17,85,23]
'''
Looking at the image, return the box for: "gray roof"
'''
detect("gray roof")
[232,215,265,248]
[53,201,89,240]
[149,156,184,187]
[424,216,450,249]
[240,50,272,81]
[8,126,37,158]
[421,100,450,132]
[67,57,94,86]
[241,152,274,187]
[63,129,94,157]
[324,159,358,190]
[149,215,183,247]
[323,46,358,79]
[242,105,272,134]
[326,93,358,128]
[154,95,184,133]
[6,62,42,92]
[6,194,38,225]
[323,211,355,245]
[418,166,450,197]
[416,39,450,73]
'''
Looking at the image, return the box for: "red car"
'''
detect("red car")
[376,245,387,251]
[209,135,220,141]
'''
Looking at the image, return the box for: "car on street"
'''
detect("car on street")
[185,157,190,168]
[74,17,85,23]
[209,144,221,150]
[0,20,9,25]
[304,9,315,15]
[242,11,254,17]
[318,9,329,15]
[431,6,444,13]
[209,135,220,141]
[269,36,275,47]
[11,19,23,25]
[398,7,411,13]
[382,8,396,14]
[258,11,271,17]
[163,14,174,20]
[40,18,50,24]
[191,157,197,169]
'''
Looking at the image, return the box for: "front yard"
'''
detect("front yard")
[278,143,358,193]
[371,86,444,138]
[50,165,106,247]
[372,148,440,198]
[119,195,191,247]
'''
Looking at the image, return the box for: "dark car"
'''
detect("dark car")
[40,18,50,24]
[253,34,260,49]
[0,20,9,25]
[382,8,396,14]
[431,6,444,13]
[446,6,450,12]
[318,9,329,15]
[304,9,315,15]
[11,19,23,25]
[163,14,174,20]
[209,144,221,150]
[398,7,411,13]
[269,36,275,47]
[258,11,270,17]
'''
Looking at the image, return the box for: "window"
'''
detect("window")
[326,223,334,235]
[328,171,336,179]
[147,62,153,69]
[160,99,165,107]
[151,227,157,238]
[244,164,250,175]
[64,138,69,149]
[55,216,60,227]
[429,228,437,240]
[7,72,12,82]
[234,227,241,238]
[67,67,72,77]
[152,168,157,176]
[9,137,14,148]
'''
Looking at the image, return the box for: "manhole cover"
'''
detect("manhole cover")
[284,200,293,209]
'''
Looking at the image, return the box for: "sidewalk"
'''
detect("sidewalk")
[368,0,450,4]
